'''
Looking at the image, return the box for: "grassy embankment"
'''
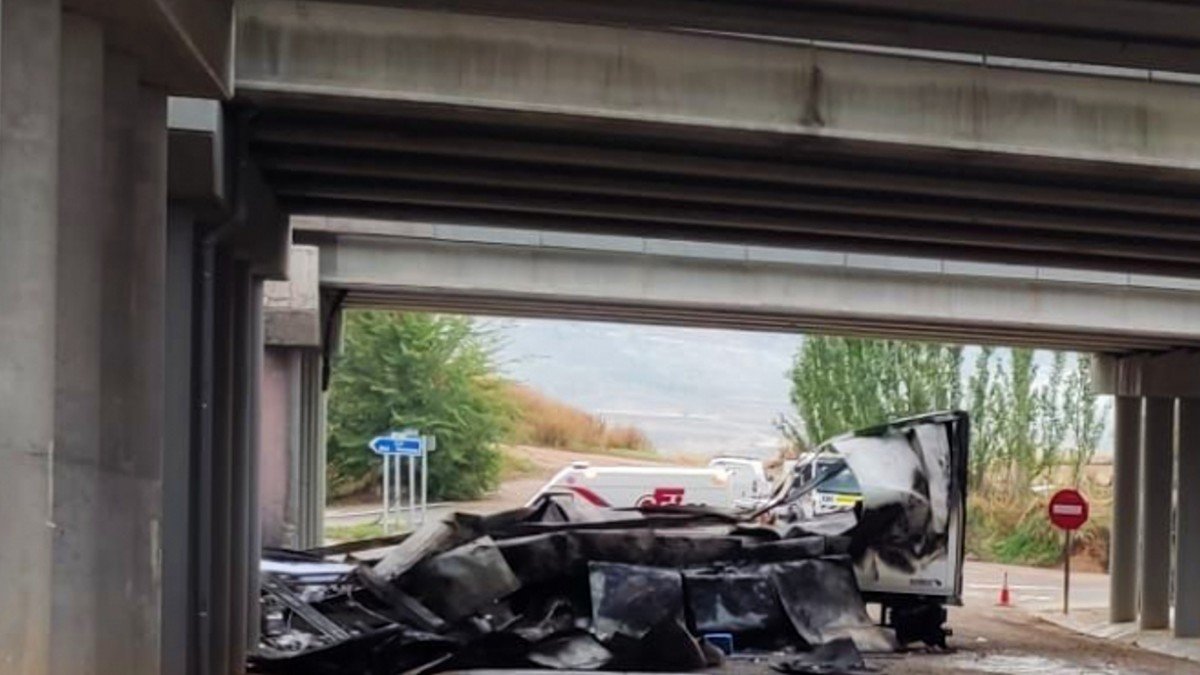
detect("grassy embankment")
[967,463,1112,571]
[499,384,656,479]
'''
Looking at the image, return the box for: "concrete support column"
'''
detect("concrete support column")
[260,346,325,550]
[228,261,263,674]
[1175,398,1200,637]
[1140,397,1174,631]
[260,348,302,548]
[261,245,324,549]
[1110,395,1142,623]
[98,51,170,672]
[51,13,106,675]
[299,350,328,548]
[0,0,61,671]
[209,250,237,674]
[162,206,196,673]
[229,265,252,675]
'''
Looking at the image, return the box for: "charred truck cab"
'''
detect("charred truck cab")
[768,411,969,647]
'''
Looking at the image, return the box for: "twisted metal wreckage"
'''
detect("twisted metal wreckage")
[254,412,968,675]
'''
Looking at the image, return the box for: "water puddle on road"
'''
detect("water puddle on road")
[946,653,1122,674]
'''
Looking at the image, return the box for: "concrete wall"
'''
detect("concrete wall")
[0,2,237,673]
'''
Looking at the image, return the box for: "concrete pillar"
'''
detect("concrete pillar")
[51,13,105,675]
[299,350,328,548]
[210,250,236,673]
[1175,398,1200,637]
[247,276,265,650]
[1140,397,1174,630]
[98,51,170,671]
[230,265,250,675]
[1110,395,1141,623]
[261,245,324,549]
[260,346,326,550]
[0,0,61,671]
[260,348,301,548]
[162,206,196,673]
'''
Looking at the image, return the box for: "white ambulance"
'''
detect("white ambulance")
[528,457,768,509]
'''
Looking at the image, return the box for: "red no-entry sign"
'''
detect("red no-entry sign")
[1048,488,1089,615]
[1048,488,1090,531]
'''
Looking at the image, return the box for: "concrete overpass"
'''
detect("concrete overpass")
[305,217,1200,353]
[7,1,1200,673]
[237,0,1200,278]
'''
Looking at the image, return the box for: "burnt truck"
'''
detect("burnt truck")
[763,410,969,645]
[253,411,968,673]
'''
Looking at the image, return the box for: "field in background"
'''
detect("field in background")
[505,383,654,454]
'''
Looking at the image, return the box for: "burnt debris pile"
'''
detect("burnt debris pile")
[253,496,895,675]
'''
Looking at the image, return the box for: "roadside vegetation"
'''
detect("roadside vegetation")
[505,383,654,455]
[782,337,1110,569]
[326,311,512,501]
[326,311,654,503]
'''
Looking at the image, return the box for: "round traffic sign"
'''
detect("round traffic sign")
[1048,488,1089,531]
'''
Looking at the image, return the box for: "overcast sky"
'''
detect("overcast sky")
[489,317,1113,459]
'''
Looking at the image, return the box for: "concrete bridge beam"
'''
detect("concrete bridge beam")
[311,225,1200,353]
[238,0,1200,174]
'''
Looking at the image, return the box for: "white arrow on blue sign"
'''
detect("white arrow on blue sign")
[369,432,425,456]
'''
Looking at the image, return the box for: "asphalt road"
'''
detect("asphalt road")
[864,561,1197,674]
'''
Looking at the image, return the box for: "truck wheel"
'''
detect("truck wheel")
[888,602,950,650]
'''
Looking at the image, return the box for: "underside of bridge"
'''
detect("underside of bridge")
[8,1,1200,674]
[247,102,1200,277]
[237,0,1200,279]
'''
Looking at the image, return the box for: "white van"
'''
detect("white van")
[528,459,768,509]
[706,456,769,502]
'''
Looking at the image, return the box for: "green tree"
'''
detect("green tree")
[966,346,998,489]
[1062,356,1109,485]
[789,340,1106,492]
[785,337,1111,567]
[786,336,962,446]
[325,311,512,500]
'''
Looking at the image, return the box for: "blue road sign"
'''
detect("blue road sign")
[369,432,425,456]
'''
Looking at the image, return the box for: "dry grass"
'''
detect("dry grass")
[967,474,1111,570]
[505,383,654,454]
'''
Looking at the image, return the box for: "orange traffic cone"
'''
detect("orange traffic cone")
[997,571,1012,607]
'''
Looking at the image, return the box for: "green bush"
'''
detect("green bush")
[326,312,512,501]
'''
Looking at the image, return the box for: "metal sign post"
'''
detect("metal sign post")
[381,455,391,534]
[370,430,434,531]
[421,436,434,525]
[1064,530,1071,615]
[1048,488,1090,615]
[408,455,416,518]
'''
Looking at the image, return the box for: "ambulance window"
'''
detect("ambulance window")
[819,463,860,495]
